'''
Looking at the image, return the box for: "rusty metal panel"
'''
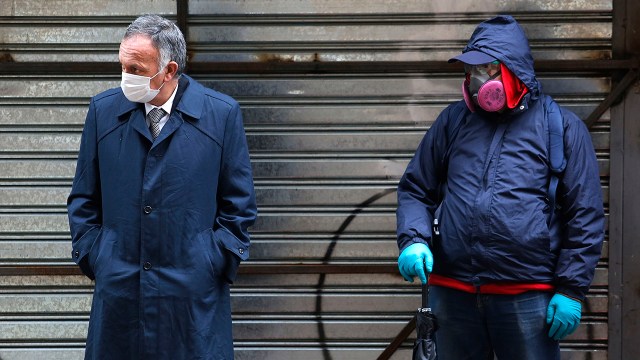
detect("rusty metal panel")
[0,129,611,155]
[0,0,613,359]
[187,0,611,63]
[0,351,85,360]
[0,274,609,314]
[0,0,175,62]
[201,77,611,98]
[0,106,87,128]
[0,271,609,359]
[3,0,174,16]
[186,1,612,356]
[0,289,607,342]
[189,0,612,14]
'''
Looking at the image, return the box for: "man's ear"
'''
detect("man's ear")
[164,61,179,81]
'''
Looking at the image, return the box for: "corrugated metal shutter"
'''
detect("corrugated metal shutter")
[0,1,611,359]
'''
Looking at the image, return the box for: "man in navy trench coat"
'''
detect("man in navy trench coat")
[67,14,257,359]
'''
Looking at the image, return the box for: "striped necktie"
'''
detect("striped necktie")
[147,107,167,140]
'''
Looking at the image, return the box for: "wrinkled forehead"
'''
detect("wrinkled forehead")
[119,34,159,65]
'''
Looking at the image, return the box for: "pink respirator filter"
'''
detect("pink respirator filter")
[476,80,506,112]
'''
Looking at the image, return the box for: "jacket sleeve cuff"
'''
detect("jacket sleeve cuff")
[398,235,430,254]
[555,286,586,303]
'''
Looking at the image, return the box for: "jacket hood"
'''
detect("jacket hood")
[460,15,540,98]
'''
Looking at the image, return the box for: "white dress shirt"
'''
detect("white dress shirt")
[144,82,179,133]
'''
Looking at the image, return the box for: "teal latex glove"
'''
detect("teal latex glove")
[397,243,433,284]
[546,293,582,341]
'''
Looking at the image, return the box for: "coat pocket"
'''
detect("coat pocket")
[87,227,104,272]
[198,228,228,280]
[88,227,112,275]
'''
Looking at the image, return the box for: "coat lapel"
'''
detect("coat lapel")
[115,95,152,142]
[129,109,153,142]
[175,75,204,121]
[149,75,204,147]
[151,112,183,147]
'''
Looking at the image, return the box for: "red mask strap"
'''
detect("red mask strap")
[500,63,528,109]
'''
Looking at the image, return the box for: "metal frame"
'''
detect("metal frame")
[1,1,638,358]
[609,1,640,359]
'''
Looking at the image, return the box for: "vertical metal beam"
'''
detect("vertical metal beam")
[176,0,189,44]
[608,81,624,360]
[176,0,190,72]
[610,0,640,359]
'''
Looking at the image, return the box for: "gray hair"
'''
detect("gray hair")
[124,14,187,75]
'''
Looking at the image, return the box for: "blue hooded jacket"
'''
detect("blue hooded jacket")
[396,15,604,301]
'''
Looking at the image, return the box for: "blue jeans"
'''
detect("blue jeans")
[429,286,560,360]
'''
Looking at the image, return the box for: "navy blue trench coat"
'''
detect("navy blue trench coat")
[68,75,257,359]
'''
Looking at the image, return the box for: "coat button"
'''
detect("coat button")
[74,251,80,258]
[238,248,244,255]
[143,262,152,271]
[143,205,152,214]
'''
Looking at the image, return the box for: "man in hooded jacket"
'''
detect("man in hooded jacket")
[67,14,257,359]
[396,15,604,359]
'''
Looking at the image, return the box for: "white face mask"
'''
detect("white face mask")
[120,68,166,103]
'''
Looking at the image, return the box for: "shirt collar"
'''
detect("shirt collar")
[144,82,179,115]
